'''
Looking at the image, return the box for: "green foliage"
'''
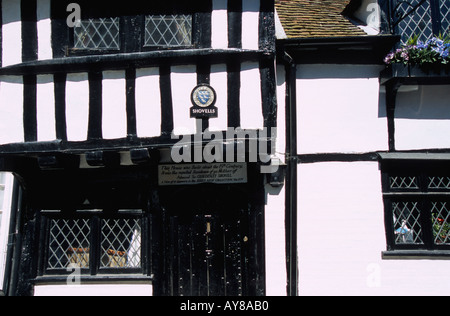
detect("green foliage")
[384,35,450,67]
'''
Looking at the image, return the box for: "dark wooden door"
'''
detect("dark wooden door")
[165,207,249,296]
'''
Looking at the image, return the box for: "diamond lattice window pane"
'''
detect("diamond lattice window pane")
[390,176,419,190]
[48,219,91,269]
[392,201,424,244]
[101,218,142,268]
[74,18,120,50]
[440,0,450,36]
[145,15,192,47]
[428,176,450,190]
[432,202,450,245]
[394,0,433,43]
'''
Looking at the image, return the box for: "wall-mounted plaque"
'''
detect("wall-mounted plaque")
[158,163,247,186]
[190,84,218,118]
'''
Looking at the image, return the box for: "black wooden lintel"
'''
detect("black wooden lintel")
[0,49,270,76]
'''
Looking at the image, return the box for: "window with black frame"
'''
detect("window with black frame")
[65,1,196,56]
[41,209,146,276]
[381,160,450,256]
[392,0,450,44]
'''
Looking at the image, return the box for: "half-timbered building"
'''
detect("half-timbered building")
[276,0,450,296]
[1,0,450,297]
[0,0,283,296]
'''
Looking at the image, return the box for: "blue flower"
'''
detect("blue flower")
[417,41,428,49]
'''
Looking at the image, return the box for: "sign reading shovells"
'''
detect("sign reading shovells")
[190,84,218,118]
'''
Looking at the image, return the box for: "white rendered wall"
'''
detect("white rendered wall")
[135,67,162,139]
[34,284,153,296]
[265,184,287,296]
[37,75,56,142]
[171,65,198,136]
[211,0,229,49]
[298,162,450,296]
[209,64,228,132]
[0,76,24,145]
[395,85,450,151]
[1,0,22,67]
[102,71,127,140]
[241,62,264,130]
[242,0,260,50]
[296,65,388,154]
[36,0,52,61]
[66,73,89,142]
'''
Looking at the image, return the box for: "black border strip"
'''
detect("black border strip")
[21,0,38,62]
[54,73,67,141]
[160,65,174,136]
[23,74,37,142]
[259,0,275,52]
[50,0,69,58]
[88,71,103,140]
[126,68,137,138]
[227,60,240,128]
[260,57,276,129]
[228,0,242,49]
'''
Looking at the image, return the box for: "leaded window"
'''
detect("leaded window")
[391,0,450,43]
[68,13,194,54]
[441,0,450,36]
[74,18,121,50]
[42,210,145,275]
[144,15,193,47]
[393,0,433,43]
[382,161,450,253]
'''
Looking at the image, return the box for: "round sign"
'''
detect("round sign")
[191,85,217,108]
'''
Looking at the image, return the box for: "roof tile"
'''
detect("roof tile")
[275,0,367,38]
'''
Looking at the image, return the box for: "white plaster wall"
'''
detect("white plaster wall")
[171,65,198,136]
[34,284,153,296]
[66,73,89,142]
[395,85,450,151]
[240,62,263,130]
[0,76,24,145]
[209,64,228,132]
[265,184,287,296]
[242,0,260,50]
[298,162,450,296]
[37,75,56,142]
[135,67,162,139]
[102,71,127,140]
[1,0,22,67]
[296,65,388,154]
[211,0,228,49]
[36,0,52,61]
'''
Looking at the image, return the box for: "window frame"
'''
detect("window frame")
[391,0,450,44]
[64,6,200,57]
[382,160,450,258]
[38,209,149,277]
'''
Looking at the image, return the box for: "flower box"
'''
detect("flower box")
[381,63,450,85]
[389,63,449,77]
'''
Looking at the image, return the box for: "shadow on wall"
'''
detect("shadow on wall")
[394,85,450,120]
[378,84,450,120]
